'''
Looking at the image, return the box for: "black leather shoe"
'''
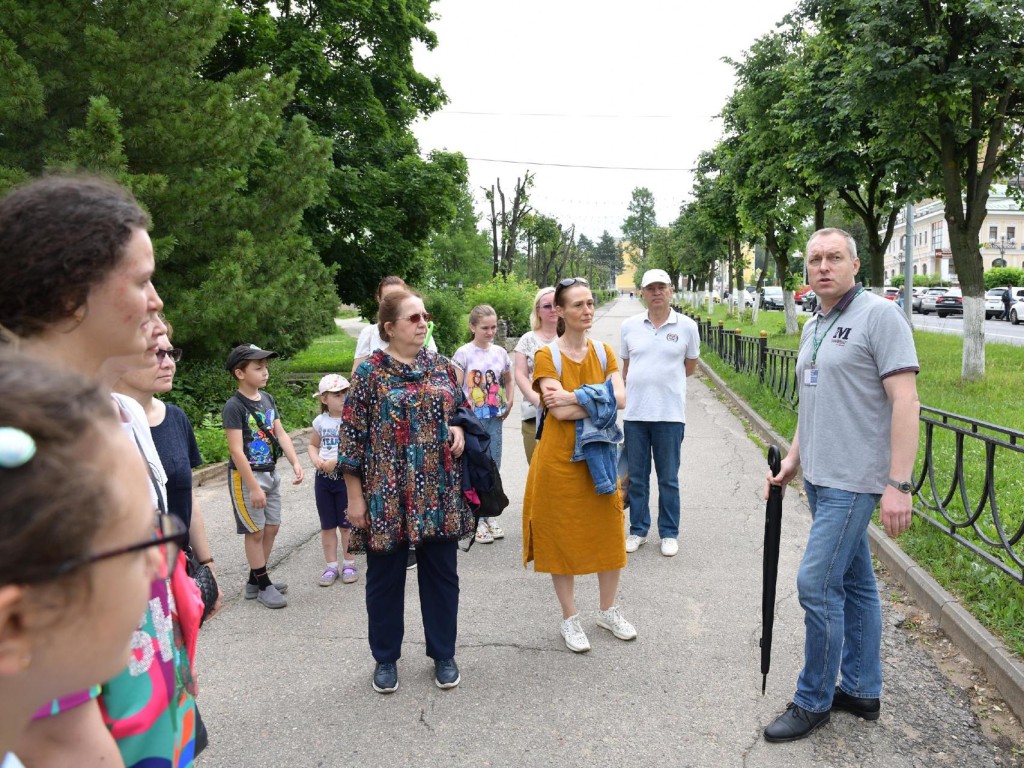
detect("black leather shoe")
[832,687,880,721]
[434,658,460,689]
[372,662,399,694]
[764,702,831,743]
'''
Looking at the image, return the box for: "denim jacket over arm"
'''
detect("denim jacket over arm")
[571,380,623,495]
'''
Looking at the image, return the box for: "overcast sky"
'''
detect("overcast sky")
[412,0,799,241]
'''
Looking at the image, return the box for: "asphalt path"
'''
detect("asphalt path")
[193,297,1017,767]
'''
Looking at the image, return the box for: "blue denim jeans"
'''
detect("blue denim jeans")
[794,482,883,713]
[623,421,684,539]
[481,416,503,469]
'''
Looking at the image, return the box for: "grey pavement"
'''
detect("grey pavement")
[194,297,1016,767]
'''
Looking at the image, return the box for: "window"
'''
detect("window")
[1009,226,1017,243]
[923,264,928,275]
[989,225,999,241]
[913,265,918,274]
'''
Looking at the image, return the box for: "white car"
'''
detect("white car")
[1012,299,1024,325]
[919,287,951,315]
[985,288,1009,319]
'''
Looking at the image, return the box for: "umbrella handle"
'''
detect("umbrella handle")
[768,444,781,476]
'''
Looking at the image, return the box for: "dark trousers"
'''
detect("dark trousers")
[365,539,459,663]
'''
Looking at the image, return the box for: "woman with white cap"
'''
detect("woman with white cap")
[308,373,357,586]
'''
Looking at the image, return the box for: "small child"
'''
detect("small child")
[222,344,304,609]
[307,374,357,586]
[452,305,514,544]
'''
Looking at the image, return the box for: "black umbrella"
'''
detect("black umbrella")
[760,444,783,695]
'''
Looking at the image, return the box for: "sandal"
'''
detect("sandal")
[319,566,339,587]
[341,563,359,584]
[475,526,494,544]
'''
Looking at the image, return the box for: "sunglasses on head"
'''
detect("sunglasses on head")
[558,277,589,289]
[156,348,183,363]
[401,312,432,324]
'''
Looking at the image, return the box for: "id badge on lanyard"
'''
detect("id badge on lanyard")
[804,367,819,386]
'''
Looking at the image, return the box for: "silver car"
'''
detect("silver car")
[918,287,951,315]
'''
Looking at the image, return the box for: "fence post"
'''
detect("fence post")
[758,330,768,383]
[734,328,743,373]
[717,320,725,358]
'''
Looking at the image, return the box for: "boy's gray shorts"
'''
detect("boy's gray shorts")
[228,468,282,534]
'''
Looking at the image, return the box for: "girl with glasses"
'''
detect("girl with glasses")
[0,354,167,768]
[514,287,557,463]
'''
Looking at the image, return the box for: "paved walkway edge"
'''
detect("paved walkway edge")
[698,359,1024,724]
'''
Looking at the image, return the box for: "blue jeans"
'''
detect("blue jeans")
[624,421,684,539]
[481,416,503,469]
[794,482,883,713]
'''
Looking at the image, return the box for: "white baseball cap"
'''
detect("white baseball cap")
[314,373,350,397]
[641,268,672,288]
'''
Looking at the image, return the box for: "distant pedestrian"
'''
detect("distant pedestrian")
[620,269,700,558]
[763,228,920,743]
[522,277,635,653]
[339,289,474,693]
[452,304,514,544]
[1002,285,1013,321]
[307,374,358,587]
[514,287,558,463]
[223,344,305,609]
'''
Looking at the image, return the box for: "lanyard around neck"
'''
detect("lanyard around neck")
[811,288,863,365]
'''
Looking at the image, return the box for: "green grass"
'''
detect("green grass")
[277,323,356,374]
[692,303,1024,659]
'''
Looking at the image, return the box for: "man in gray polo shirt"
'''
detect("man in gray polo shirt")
[620,268,701,558]
[763,228,920,743]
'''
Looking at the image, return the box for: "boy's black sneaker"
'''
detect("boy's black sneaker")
[831,687,881,720]
[372,662,399,694]
[434,658,460,689]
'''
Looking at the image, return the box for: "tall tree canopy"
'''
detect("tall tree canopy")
[622,187,658,266]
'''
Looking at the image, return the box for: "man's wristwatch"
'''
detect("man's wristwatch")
[887,478,913,494]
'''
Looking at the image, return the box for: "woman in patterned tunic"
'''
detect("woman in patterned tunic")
[339,290,474,694]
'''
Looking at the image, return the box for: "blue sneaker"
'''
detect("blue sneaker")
[372,662,399,694]
[434,658,460,689]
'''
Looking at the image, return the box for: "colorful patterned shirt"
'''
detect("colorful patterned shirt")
[338,348,474,553]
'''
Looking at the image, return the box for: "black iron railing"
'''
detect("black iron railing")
[691,312,1024,583]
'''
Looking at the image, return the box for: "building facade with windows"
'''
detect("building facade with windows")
[881,185,1022,285]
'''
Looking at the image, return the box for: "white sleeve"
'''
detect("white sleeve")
[354,325,374,358]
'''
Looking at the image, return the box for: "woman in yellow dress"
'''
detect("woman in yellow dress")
[522,278,635,653]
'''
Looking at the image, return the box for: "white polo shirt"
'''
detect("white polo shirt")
[620,309,700,423]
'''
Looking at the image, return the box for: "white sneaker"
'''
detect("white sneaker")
[596,606,638,641]
[487,519,505,539]
[625,534,647,553]
[560,614,591,653]
[661,538,679,557]
[475,524,494,544]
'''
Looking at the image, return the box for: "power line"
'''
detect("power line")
[438,110,679,119]
[463,156,695,172]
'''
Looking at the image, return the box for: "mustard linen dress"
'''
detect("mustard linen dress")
[522,340,627,575]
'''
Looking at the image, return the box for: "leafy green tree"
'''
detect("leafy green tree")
[591,231,624,289]
[203,0,468,307]
[828,0,1024,379]
[421,184,492,291]
[0,0,338,358]
[622,187,658,265]
[984,267,1024,291]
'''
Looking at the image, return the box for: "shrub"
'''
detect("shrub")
[424,290,467,356]
[464,276,537,337]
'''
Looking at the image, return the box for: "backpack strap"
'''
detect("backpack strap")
[233,392,283,460]
[546,338,607,378]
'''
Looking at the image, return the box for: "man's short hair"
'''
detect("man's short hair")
[807,228,857,261]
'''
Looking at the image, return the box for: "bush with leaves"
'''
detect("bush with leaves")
[465,276,537,338]
[984,267,1024,290]
[424,290,467,357]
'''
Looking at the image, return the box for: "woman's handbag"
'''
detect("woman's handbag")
[185,549,219,625]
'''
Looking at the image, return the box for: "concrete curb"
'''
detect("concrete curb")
[697,358,1024,725]
[192,427,315,487]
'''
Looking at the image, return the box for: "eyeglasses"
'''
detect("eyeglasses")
[53,513,188,581]
[558,277,589,288]
[401,312,432,324]
[156,348,182,363]
[538,303,554,310]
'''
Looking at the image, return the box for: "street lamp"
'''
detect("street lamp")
[989,235,1015,268]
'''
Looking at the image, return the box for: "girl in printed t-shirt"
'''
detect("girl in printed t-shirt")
[452,305,514,545]
[307,374,358,586]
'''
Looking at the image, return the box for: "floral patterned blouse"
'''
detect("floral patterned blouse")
[339,347,475,553]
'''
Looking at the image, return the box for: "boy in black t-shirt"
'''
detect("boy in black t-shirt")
[222,344,304,608]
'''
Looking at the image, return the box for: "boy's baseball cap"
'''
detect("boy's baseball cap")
[314,373,350,397]
[641,268,672,288]
[225,344,278,372]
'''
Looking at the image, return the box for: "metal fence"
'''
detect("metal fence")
[692,312,1024,583]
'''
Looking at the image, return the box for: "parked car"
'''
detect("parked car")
[985,288,1009,319]
[794,285,813,305]
[1011,298,1024,325]
[919,287,951,315]
[910,286,930,312]
[760,286,785,310]
[802,290,817,312]
[883,287,900,301]
[935,288,963,317]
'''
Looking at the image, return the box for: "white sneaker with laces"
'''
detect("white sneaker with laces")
[560,614,591,653]
[487,519,505,539]
[475,525,494,544]
[625,534,647,553]
[596,606,638,640]
[661,538,679,557]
